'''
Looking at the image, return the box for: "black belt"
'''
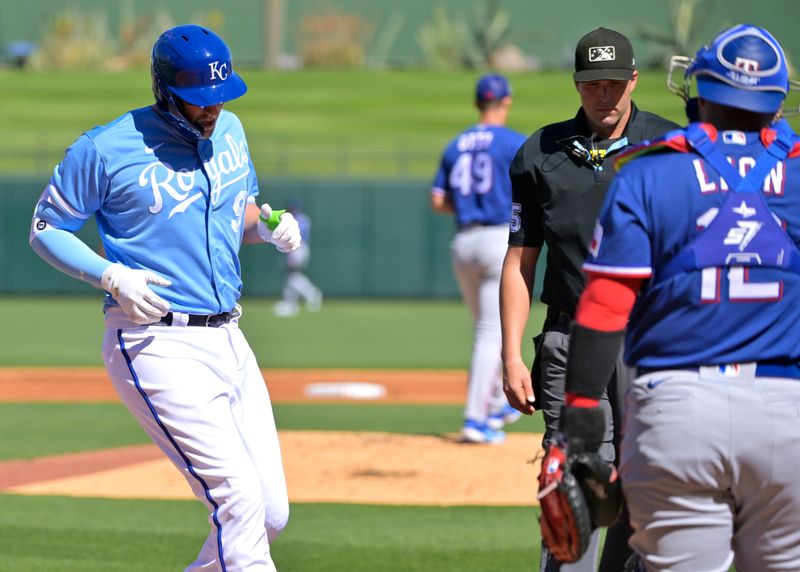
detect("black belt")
[159,311,233,328]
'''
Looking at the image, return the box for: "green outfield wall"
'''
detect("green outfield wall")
[3,176,551,298]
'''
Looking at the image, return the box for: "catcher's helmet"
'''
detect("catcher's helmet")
[672,24,789,114]
[151,25,247,138]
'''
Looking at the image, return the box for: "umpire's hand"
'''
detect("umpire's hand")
[503,356,536,414]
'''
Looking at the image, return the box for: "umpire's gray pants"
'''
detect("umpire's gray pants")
[535,314,633,572]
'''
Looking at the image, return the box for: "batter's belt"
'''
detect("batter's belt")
[159,307,239,327]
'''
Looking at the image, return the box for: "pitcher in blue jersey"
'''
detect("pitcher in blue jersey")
[431,74,526,444]
[29,25,301,571]
[552,24,800,570]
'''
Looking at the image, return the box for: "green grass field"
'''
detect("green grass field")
[0,296,546,368]
[0,296,549,571]
[0,68,710,177]
[0,495,540,572]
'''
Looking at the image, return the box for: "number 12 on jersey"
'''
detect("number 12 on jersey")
[449,152,494,196]
[701,266,781,302]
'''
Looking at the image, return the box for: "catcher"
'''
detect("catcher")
[540,23,800,571]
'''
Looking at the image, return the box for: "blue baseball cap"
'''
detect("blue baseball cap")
[475,74,512,103]
[688,24,788,113]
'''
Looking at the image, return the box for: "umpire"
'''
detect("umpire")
[499,28,678,571]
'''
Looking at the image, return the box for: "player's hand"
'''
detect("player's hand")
[258,204,302,253]
[502,356,536,415]
[100,263,172,325]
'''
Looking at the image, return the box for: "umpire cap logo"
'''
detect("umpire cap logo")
[589,46,616,62]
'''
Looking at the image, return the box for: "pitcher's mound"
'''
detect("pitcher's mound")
[5,431,544,506]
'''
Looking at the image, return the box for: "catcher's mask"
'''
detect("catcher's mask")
[151,24,247,140]
[667,24,799,117]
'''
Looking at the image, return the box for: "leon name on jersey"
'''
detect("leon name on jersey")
[692,156,786,195]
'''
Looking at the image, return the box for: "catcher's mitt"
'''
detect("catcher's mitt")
[537,441,592,563]
[571,451,624,528]
[536,441,623,564]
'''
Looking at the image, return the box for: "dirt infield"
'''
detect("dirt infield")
[0,367,468,403]
[0,368,543,506]
[1,433,542,506]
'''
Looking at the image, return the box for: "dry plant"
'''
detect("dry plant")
[297,8,374,68]
[28,8,115,71]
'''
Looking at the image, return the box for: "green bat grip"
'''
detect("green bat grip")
[260,209,286,231]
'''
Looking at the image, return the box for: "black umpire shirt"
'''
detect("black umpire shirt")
[508,102,679,317]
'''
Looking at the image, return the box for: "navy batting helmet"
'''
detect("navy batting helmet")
[686,24,789,114]
[151,25,247,138]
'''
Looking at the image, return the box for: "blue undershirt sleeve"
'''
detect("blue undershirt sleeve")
[30,227,111,288]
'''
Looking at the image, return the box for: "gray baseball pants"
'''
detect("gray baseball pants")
[624,366,800,571]
[451,224,510,423]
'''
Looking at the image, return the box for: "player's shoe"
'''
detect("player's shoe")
[461,419,506,444]
[487,404,523,431]
[273,301,299,318]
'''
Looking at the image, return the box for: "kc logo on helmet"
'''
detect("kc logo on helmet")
[209,61,229,81]
[589,46,615,62]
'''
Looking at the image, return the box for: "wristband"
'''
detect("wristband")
[565,392,600,408]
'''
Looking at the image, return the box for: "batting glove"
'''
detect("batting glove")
[100,263,172,325]
[258,204,302,253]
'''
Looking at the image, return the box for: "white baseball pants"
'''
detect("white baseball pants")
[102,315,289,572]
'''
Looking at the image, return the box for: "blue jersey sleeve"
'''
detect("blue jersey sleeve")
[30,135,112,286]
[37,135,107,232]
[583,170,653,278]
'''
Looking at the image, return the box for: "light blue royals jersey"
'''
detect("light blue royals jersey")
[585,127,800,368]
[35,106,259,314]
[432,124,526,227]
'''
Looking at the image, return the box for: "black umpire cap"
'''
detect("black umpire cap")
[573,27,636,82]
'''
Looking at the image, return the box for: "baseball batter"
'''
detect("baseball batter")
[431,74,526,443]
[549,24,800,571]
[29,25,300,571]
